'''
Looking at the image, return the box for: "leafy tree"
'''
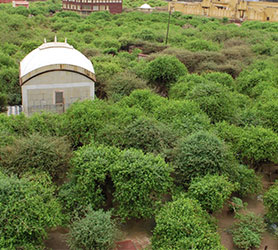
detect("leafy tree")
[151,196,225,250]
[187,175,235,213]
[0,172,63,249]
[0,134,71,180]
[68,209,118,250]
[264,181,278,223]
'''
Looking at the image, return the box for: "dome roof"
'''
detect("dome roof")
[139,3,153,9]
[20,41,95,84]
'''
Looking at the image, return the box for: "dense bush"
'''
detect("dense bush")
[231,213,266,250]
[59,144,120,215]
[215,122,278,166]
[121,116,177,155]
[68,209,118,250]
[151,196,225,249]
[153,99,211,136]
[264,181,278,223]
[230,164,262,197]
[110,148,173,219]
[105,71,148,102]
[0,93,7,112]
[228,197,247,213]
[0,172,63,249]
[63,99,111,147]
[187,175,235,213]
[185,81,238,123]
[173,131,234,185]
[0,134,71,180]
[169,75,239,123]
[144,55,187,91]
[60,144,173,219]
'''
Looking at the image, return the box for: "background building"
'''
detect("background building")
[62,0,122,14]
[20,40,95,116]
[169,0,278,22]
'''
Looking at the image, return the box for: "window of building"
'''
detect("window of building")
[93,5,99,10]
[88,0,92,3]
[105,5,109,10]
[100,4,105,10]
[55,91,64,104]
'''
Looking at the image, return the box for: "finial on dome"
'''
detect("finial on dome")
[54,36,57,42]
[44,38,47,43]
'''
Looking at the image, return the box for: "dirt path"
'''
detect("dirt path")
[44,227,70,250]
[215,174,278,250]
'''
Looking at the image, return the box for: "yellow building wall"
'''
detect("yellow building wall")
[169,0,278,22]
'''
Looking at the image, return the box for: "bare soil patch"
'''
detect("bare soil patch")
[215,174,278,250]
[44,227,69,250]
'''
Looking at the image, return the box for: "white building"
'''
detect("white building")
[20,40,95,116]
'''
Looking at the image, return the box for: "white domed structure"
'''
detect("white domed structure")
[20,40,95,116]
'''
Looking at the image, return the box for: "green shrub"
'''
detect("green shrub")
[144,55,187,91]
[255,99,278,133]
[0,134,71,180]
[105,71,148,102]
[0,93,7,112]
[187,175,235,213]
[264,181,278,223]
[185,81,238,123]
[111,148,173,219]
[173,131,234,185]
[60,144,173,219]
[231,213,266,250]
[231,165,262,197]
[64,99,111,147]
[29,112,65,136]
[121,116,177,155]
[215,122,278,166]
[228,197,247,213]
[169,75,238,123]
[236,126,278,166]
[236,68,271,96]
[151,196,225,249]
[59,144,120,215]
[168,73,207,99]
[118,89,166,114]
[0,172,63,249]
[203,71,234,89]
[68,209,118,250]
[153,99,211,136]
